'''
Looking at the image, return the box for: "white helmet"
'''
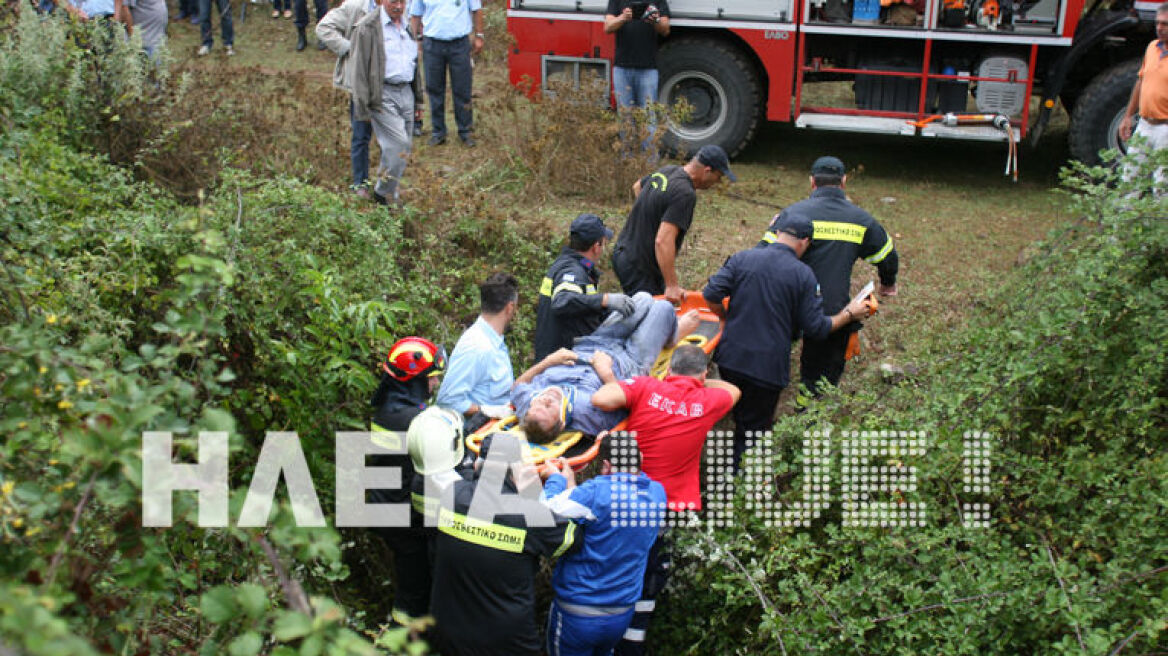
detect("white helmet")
[407,407,465,475]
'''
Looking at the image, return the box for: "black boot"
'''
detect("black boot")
[296,27,307,51]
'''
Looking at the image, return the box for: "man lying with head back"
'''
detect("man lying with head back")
[511,292,700,443]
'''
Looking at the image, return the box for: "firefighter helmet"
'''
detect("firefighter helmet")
[407,407,465,475]
[383,337,447,381]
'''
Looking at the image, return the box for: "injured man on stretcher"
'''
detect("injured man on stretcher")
[511,292,701,443]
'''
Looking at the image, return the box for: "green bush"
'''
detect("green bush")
[655,151,1166,654]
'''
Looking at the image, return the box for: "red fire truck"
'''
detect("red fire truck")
[506,0,1162,164]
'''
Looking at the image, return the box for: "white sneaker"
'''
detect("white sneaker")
[197,44,210,56]
[225,45,235,56]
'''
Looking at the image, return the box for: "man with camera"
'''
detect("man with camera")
[604,0,670,148]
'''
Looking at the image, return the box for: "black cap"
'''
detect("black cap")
[775,214,814,240]
[695,144,737,182]
[569,213,614,245]
[810,156,846,177]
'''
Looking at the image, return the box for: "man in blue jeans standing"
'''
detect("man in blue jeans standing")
[196,0,233,56]
[409,0,483,147]
[604,0,671,149]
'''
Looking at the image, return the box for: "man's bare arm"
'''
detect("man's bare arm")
[591,381,628,411]
[704,378,741,405]
[515,348,578,386]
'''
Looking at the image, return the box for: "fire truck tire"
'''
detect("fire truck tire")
[656,38,761,158]
[1068,59,1140,165]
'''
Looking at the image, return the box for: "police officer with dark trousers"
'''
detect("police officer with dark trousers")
[409,0,483,147]
[759,156,898,408]
[706,214,872,471]
[533,213,638,362]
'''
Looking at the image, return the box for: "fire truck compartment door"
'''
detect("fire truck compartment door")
[513,0,795,21]
[513,0,608,13]
[670,0,794,21]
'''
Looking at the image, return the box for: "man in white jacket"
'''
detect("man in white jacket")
[318,0,419,205]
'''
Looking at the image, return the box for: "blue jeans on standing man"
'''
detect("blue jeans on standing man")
[351,100,372,188]
[423,35,473,141]
[199,0,233,47]
[612,66,658,151]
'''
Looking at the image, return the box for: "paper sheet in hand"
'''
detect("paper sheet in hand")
[850,281,875,306]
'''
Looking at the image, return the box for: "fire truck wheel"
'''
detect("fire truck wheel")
[657,38,761,158]
[1068,59,1140,165]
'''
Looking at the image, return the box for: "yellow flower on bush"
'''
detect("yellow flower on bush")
[77,379,90,389]
[46,314,57,324]
[11,518,23,529]
[57,400,73,410]
[1,481,13,496]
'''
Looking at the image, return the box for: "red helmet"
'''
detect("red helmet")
[383,337,447,381]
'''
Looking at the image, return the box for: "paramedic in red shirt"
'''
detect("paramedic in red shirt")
[591,344,739,654]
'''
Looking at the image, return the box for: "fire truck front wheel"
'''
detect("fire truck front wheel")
[657,38,761,158]
[1068,59,1140,165]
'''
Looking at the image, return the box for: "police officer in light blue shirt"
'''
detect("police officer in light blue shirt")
[436,272,520,432]
[408,0,483,146]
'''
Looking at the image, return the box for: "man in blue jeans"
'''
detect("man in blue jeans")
[604,0,671,149]
[409,0,483,147]
[196,0,233,56]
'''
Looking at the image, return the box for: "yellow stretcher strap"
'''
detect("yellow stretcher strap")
[650,333,710,379]
[466,422,584,464]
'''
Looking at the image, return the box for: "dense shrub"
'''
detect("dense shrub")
[0,11,555,653]
[655,152,1167,654]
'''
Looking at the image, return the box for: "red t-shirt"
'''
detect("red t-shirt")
[617,375,735,511]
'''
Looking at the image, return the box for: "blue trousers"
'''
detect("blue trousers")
[547,600,635,656]
[350,100,372,188]
[198,0,233,47]
[422,35,473,139]
[293,0,327,29]
[612,66,659,151]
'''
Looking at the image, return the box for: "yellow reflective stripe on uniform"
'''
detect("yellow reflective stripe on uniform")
[552,281,585,297]
[865,235,894,264]
[812,221,867,244]
[539,277,554,297]
[552,521,577,558]
[649,171,668,192]
[412,491,437,517]
[370,423,405,451]
[438,507,527,553]
[585,284,597,294]
[761,231,778,244]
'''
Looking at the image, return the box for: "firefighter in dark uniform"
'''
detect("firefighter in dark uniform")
[429,432,578,656]
[707,214,872,470]
[533,213,636,361]
[368,337,447,626]
[759,156,899,408]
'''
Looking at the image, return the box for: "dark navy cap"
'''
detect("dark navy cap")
[810,156,846,177]
[695,144,737,182]
[775,214,814,240]
[570,213,614,245]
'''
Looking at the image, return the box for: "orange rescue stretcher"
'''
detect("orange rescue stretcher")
[466,291,725,472]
